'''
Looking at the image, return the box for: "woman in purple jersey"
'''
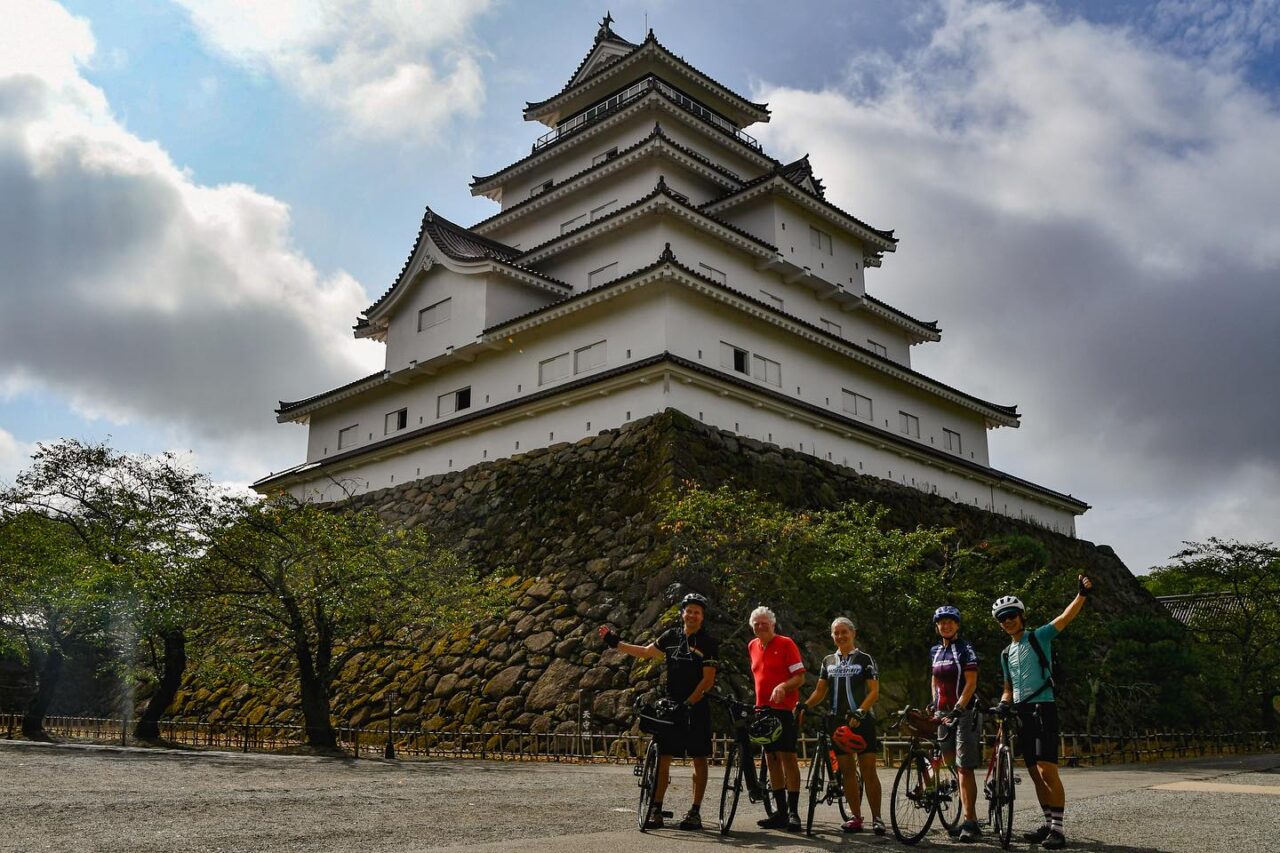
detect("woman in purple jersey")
[930,605,982,842]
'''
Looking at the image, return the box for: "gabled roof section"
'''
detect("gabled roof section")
[525,26,770,128]
[567,14,639,88]
[277,370,388,420]
[358,207,569,333]
[778,155,826,198]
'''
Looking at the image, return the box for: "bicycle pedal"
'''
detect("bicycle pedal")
[661,810,674,818]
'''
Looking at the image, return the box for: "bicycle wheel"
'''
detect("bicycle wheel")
[992,747,1015,849]
[636,741,659,832]
[805,741,828,836]
[837,754,854,822]
[758,749,776,816]
[935,757,962,832]
[719,742,743,835]
[890,751,935,845]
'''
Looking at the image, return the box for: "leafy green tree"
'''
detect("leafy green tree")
[200,496,508,748]
[0,440,214,740]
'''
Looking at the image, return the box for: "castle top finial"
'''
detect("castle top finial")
[596,12,615,41]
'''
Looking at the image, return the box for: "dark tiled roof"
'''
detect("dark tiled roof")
[864,294,940,334]
[778,155,825,198]
[471,83,777,191]
[561,17,639,89]
[704,168,897,245]
[1157,592,1245,626]
[278,370,386,415]
[470,122,744,232]
[514,176,778,261]
[525,29,770,119]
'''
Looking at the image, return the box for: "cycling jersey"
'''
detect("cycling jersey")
[1001,624,1059,704]
[655,627,719,703]
[930,638,979,711]
[817,648,877,716]
[748,634,805,710]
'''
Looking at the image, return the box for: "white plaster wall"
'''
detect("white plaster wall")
[484,277,559,328]
[384,268,485,373]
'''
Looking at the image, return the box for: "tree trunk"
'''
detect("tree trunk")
[134,629,186,741]
[298,672,337,748]
[22,646,63,739]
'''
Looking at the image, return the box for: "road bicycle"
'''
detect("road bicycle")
[632,698,679,832]
[983,704,1020,848]
[706,693,774,835]
[888,706,962,845]
[800,710,855,836]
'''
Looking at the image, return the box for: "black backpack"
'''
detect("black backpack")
[1001,629,1066,703]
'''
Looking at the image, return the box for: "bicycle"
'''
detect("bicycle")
[632,698,679,832]
[983,704,1019,848]
[888,706,962,845]
[799,710,855,836]
[706,693,774,835]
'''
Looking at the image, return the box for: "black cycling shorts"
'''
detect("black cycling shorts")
[1017,702,1060,767]
[761,707,798,754]
[656,699,713,758]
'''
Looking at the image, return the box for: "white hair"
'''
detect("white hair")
[749,606,776,626]
[831,616,856,633]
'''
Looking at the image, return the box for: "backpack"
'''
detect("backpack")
[1001,628,1066,704]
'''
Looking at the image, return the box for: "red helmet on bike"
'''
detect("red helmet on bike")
[832,725,866,754]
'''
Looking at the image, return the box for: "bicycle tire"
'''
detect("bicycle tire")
[805,738,827,836]
[637,741,659,832]
[719,742,743,835]
[993,747,1015,849]
[758,749,775,815]
[935,756,962,832]
[838,753,855,822]
[890,751,935,845]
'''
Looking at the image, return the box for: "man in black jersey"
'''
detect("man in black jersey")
[598,592,719,830]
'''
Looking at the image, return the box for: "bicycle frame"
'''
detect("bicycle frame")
[983,707,1019,848]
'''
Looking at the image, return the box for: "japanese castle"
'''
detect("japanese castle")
[255,17,1088,534]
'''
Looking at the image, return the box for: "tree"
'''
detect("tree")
[0,440,214,740]
[1144,538,1280,728]
[200,496,507,748]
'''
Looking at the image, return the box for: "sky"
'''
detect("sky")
[2,0,1278,575]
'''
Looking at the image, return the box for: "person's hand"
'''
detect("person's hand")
[597,625,621,648]
[794,705,806,727]
[1078,574,1094,598]
[996,701,1012,717]
[769,684,787,705]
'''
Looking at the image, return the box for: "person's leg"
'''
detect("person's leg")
[759,748,789,827]
[838,752,862,819]
[691,757,709,805]
[656,754,674,804]
[958,767,977,820]
[857,751,882,820]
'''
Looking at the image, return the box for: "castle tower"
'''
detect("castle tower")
[256,17,1086,533]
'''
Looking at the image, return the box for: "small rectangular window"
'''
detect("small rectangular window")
[752,354,781,386]
[529,179,553,198]
[900,411,920,438]
[721,342,749,375]
[337,424,358,449]
[868,339,888,357]
[539,352,570,385]
[574,340,606,373]
[589,199,617,221]
[759,289,784,310]
[560,213,586,234]
[438,387,471,417]
[587,261,618,287]
[384,409,407,434]
[592,147,619,166]
[944,428,962,454]
[821,317,842,336]
[418,298,451,332]
[810,226,833,255]
[698,263,727,285]
[842,390,872,420]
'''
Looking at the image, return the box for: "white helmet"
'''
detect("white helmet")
[991,595,1026,621]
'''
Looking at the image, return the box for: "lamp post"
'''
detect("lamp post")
[384,691,400,760]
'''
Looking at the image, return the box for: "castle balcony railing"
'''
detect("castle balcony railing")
[532,76,761,153]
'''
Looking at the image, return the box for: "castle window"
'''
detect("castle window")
[530,179,553,197]
[752,354,782,386]
[900,411,920,438]
[587,261,618,287]
[384,409,407,434]
[810,226,833,255]
[944,428,962,454]
[868,339,888,357]
[721,342,749,374]
[698,263,727,284]
[418,297,451,332]
[337,425,358,450]
[592,147,619,166]
[438,387,471,417]
[589,199,617,221]
[574,340,606,373]
[821,317,842,336]
[539,352,570,385]
[842,390,872,420]
[759,289,784,310]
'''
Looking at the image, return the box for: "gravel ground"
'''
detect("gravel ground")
[1,740,1276,852]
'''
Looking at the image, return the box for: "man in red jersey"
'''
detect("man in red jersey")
[748,605,806,831]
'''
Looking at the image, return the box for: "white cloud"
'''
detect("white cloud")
[754,0,1280,570]
[0,428,38,486]
[171,0,492,141]
[0,0,382,483]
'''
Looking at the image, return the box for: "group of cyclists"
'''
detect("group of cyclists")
[598,572,1094,849]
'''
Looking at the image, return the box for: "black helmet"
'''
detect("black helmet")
[748,713,783,745]
[679,592,709,612]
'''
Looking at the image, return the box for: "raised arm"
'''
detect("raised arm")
[1050,574,1093,633]
[598,625,665,660]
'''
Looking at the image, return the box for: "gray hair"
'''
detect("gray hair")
[831,616,856,633]
[749,606,777,627]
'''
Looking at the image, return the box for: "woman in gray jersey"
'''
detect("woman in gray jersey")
[797,616,884,834]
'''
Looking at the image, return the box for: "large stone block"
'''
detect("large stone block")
[526,659,586,711]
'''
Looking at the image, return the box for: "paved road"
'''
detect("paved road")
[1,740,1276,852]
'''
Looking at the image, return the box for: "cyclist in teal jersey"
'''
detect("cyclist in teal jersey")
[992,574,1093,851]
